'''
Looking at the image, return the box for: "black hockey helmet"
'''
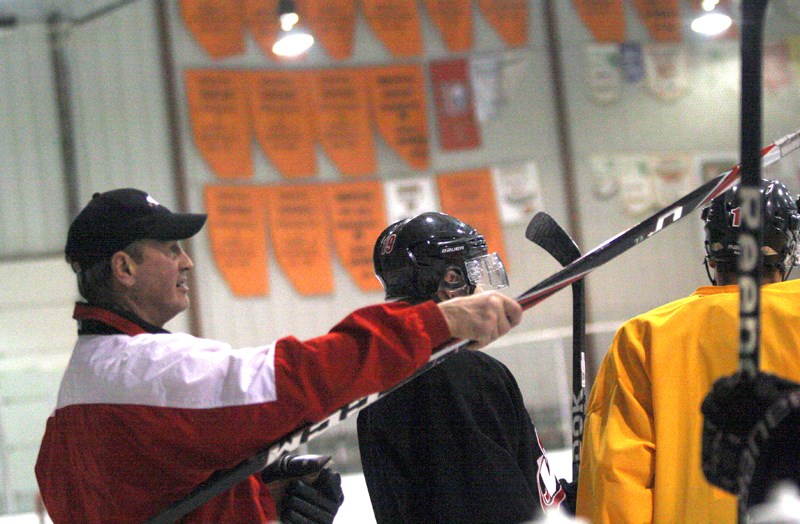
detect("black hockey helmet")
[701,178,800,281]
[373,212,508,302]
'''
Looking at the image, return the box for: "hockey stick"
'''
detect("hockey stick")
[525,212,585,483]
[147,126,800,524]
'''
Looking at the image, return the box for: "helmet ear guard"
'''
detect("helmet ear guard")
[373,212,508,302]
[701,179,800,284]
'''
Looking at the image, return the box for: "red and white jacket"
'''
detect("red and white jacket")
[36,301,451,523]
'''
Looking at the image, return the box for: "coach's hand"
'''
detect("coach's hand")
[438,291,522,349]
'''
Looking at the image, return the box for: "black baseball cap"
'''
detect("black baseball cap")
[65,188,207,270]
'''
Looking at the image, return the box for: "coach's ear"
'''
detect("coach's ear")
[110,251,137,287]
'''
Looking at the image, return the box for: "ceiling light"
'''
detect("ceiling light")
[691,0,733,36]
[272,0,314,58]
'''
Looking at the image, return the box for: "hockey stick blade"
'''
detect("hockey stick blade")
[147,126,800,524]
[526,212,585,483]
[515,126,800,313]
[526,212,581,266]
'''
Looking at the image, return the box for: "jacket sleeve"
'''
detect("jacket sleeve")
[272,300,452,430]
[576,320,655,524]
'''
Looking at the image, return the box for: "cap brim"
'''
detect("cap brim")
[141,213,207,241]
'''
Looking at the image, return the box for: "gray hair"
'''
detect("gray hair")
[72,241,145,307]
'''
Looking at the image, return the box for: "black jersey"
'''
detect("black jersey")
[357,350,565,523]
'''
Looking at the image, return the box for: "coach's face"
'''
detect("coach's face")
[121,239,194,327]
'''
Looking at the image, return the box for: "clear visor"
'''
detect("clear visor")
[464,252,509,291]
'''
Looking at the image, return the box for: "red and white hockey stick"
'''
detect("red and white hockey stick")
[146,125,800,524]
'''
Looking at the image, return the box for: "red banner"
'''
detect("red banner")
[313,69,376,177]
[185,70,253,180]
[266,184,334,295]
[329,181,387,292]
[476,0,527,48]
[430,58,481,151]
[437,169,508,268]
[300,0,357,60]
[179,0,245,59]
[631,0,682,42]
[360,0,423,57]
[423,0,473,52]
[366,65,430,171]
[244,0,280,59]
[244,70,318,179]
[571,0,626,43]
[204,185,269,297]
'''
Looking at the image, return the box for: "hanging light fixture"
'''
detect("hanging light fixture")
[691,0,733,36]
[272,0,314,58]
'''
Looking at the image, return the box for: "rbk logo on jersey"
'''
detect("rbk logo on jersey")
[729,207,742,227]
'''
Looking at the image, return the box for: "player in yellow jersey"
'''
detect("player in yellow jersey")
[576,179,800,523]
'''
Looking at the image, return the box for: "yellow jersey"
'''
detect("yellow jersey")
[577,279,800,523]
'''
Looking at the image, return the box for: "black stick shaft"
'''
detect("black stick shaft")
[737,0,768,379]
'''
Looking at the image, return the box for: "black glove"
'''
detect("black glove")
[557,478,577,516]
[261,453,344,524]
[280,467,344,524]
[701,371,800,506]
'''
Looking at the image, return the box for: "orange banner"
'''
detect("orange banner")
[245,70,318,179]
[631,0,682,42]
[476,0,528,48]
[571,0,626,43]
[367,65,430,171]
[300,0,356,60]
[204,185,269,297]
[265,184,334,295]
[243,0,280,59]
[178,0,245,59]
[429,58,481,151]
[313,69,376,177]
[329,181,387,292]
[185,70,253,180]
[360,0,423,57]
[423,0,473,52]
[436,169,508,268]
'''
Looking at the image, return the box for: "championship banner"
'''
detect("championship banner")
[618,159,656,217]
[570,0,625,43]
[382,177,439,224]
[312,69,376,177]
[300,0,356,60]
[436,168,508,267]
[204,185,269,297]
[631,0,682,42]
[476,0,527,48]
[620,42,645,83]
[185,70,253,180]
[266,184,334,295]
[469,54,503,123]
[764,41,793,93]
[179,0,245,59]
[245,70,318,179]
[244,0,280,60]
[360,0,423,57]
[584,43,622,104]
[422,0,473,53]
[429,58,481,151]
[367,65,430,171]
[329,181,387,292]
[491,161,544,225]
[649,155,694,207]
[643,43,688,101]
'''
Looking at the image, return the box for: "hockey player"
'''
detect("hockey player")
[357,211,569,523]
[576,179,800,523]
[34,189,522,523]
